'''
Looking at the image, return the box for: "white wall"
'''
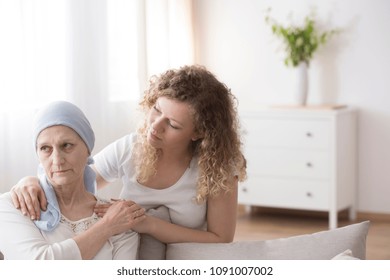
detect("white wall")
[193,0,390,214]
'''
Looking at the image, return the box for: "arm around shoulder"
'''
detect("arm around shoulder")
[10,175,47,220]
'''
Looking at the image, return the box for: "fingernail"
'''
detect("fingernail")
[31,215,35,220]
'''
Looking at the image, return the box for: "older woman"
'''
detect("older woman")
[0,101,144,259]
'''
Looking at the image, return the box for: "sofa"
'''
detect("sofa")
[138,206,370,260]
[0,213,369,260]
[138,220,369,260]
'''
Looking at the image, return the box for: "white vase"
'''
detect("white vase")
[293,62,309,106]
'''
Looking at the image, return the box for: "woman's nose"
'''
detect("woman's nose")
[151,118,165,134]
[52,149,65,165]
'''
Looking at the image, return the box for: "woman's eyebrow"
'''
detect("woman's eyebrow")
[156,101,185,127]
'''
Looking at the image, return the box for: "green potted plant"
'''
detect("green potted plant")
[265,10,338,105]
[265,11,337,67]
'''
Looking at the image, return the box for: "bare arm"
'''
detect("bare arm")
[92,165,111,190]
[133,177,238,243]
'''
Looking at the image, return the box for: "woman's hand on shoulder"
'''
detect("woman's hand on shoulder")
[94,198,123,217]
[10,176,47,220]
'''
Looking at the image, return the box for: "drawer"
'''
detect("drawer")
[238,177,329,211]
[245,148,331,179]
[242,118,331,150]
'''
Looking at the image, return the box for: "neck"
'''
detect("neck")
[53,181,92,208]
[53,181,96,221]
[158,148,193,166]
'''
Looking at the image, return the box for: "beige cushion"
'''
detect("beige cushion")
[166,221,370,260]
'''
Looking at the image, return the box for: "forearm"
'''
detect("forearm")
[142,181,239,244]
[141,216,235,244]
[92,165,110,190]
[72,218,112,259]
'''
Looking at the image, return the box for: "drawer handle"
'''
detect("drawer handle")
[306,132,313,137]
[242,187,248,193]
[306,192,312,197]
[306,162,313,168]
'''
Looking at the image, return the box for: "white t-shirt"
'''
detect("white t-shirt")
[0,193,138,260]
[94,133,207,230]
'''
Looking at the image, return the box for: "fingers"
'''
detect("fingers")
[10,187,29,217]
[110,200,145,221]
[101,200,147,235]
[132,208,146,220]
[106,199,142,215]
[10,188,21,210]
[37,189,47,211]
[94,203,112,218]
[21,191,37,220]
[10,183,46,220]
[132,213,146,224]
[111,198,137,208]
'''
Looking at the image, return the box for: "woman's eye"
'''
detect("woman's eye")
[153,106,161,113]
[63,143,73,149]
[40,146,51,153]
[168,121,179,129]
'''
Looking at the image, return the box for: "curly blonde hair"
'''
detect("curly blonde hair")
[133,65,246,202]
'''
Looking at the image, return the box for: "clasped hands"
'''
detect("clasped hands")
[95,198,146,221]
[10,184,147,231]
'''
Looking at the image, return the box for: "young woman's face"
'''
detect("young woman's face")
[147,96,198,151]
[36,125,89,187]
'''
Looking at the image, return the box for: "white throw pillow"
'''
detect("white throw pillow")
[331,249,360,260]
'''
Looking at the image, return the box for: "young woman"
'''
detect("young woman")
[11,65,247,245]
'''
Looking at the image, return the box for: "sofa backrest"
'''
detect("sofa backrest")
[165,221,370,260]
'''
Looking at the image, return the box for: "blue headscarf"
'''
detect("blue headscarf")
[32,101,96,231]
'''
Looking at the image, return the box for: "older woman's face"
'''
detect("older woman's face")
[36,125,89,187]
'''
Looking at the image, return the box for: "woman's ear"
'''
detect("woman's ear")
[192,133,203,142]
[191,127,204,141]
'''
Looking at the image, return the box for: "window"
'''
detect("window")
[107,0,143,102]
[0,0,67,113]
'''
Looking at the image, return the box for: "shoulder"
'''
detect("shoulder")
[0,192,13,208]
[118,132,138,144]
[188,156,200,174]
[94,133,137,159]
[0,192,25,220]
[110,133,138,153]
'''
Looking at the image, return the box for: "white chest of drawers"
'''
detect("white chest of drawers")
[238,107,357,229]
